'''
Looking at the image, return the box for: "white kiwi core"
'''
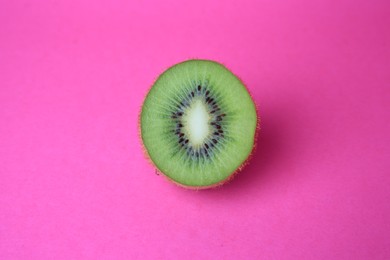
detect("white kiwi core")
[183,98,211,147]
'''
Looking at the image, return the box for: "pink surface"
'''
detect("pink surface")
[1,0,390,259]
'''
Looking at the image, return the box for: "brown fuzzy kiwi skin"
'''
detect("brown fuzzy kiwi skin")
[138,59,260,190]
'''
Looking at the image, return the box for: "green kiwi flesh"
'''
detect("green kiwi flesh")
[140,60,257,188]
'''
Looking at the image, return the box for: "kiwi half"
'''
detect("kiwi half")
[140,60,258,189]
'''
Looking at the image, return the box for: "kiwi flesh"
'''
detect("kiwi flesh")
[140,60,258,189]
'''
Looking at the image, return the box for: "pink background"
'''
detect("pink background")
[1,0,389,259]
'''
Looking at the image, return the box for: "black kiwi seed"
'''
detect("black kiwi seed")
[205,90,210,96]
[216,125,221,129]
[177,112,183,116]
[185,139,189,144]
[198,85,201,91]
[205,143,209,149]
[216,116,222,121]
[212,139,218,144]
[178,123,183,128]
[191,92,194,97]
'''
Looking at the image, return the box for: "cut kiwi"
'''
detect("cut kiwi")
[140,60,258,189]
